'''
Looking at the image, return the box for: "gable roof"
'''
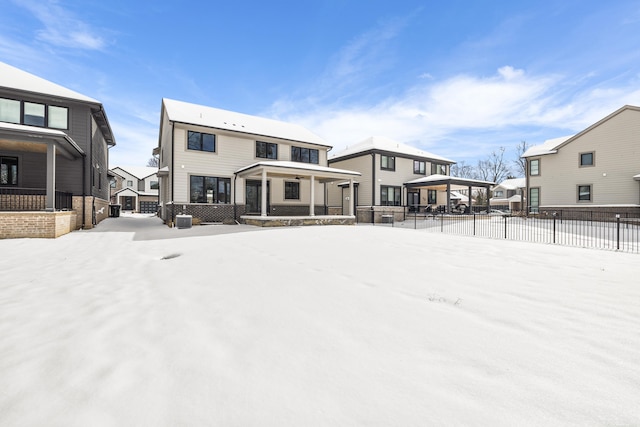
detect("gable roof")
[329,136,454,163]
[0,61,99,104]
[111,166,158,180]
[522,105,640,158]
[162,98,330,147]
[494,177,526,190]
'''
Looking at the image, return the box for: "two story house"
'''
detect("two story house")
[523,105,640,215]
[490,177,526,212]
[327,136,494,222]
[0,61,115,238]
[154,98,359,226]
[109,166,159,213]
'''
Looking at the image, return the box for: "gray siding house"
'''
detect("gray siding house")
[0,61,115,238]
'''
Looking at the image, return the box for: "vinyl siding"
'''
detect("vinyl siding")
[530,108,640,206]
[329,155,373,206]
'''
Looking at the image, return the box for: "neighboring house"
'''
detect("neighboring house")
[0,61,115,238]
[327,136,493,221]
[490,177,526,212]
[154,98,360,226]
[522,105,640,215]
[109,166,159,213]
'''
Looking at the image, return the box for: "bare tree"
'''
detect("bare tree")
[513,140,530,177]
[450,160,475,178]
[147,155,159,167]
[476,147,511,184]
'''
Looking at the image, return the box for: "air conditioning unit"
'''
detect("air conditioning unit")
[176,214,192,229]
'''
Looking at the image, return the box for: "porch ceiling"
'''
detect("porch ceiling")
[235,160,360,183]
[0,122,84,160]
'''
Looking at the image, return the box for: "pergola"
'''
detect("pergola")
[404,174,495,213]
[234,161,360,217]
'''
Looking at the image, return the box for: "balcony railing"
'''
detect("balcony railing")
[0,187,73,211]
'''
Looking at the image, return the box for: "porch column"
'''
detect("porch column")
[486,185,490,213]
[46,144,56,211]
[309,175,315,216]
[349,178,354,216]
[261,169,267,217]
[446,181,451,213]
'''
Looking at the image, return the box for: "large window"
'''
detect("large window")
[284,181,300,200]
[580,152,594,167]
[150,181,159,190]
[0,98,69,129]
[427,189,437,205]
[256,141,278,159]
[381,185,401,206]
[413,160,426,175]
[381,155,395,171]
[188,131,215,152]
[0,156,18,185]
[291,146,319,164]
[190,175,231,203]
[578,185,592,202]
[529,187,540,213]
[529,159,540,176]
[431,163,446,175]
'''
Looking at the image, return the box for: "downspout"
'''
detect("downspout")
[371,152,376,224]
[171,123,175,225]
[82,153,86,228]
[233,173,238,221]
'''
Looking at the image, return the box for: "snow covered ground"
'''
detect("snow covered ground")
[1,221,639,426]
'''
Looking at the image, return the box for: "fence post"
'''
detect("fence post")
[553,212,557,244]
[473,212,476,236]
[616,214,621,250]
[414,206,417,229]
[440,211,444,232]
[504,215,507,239]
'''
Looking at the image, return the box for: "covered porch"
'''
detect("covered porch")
[404,174,495,214]
[234,161,360,226]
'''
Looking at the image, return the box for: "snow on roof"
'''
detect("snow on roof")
[329,136,455,163]
[406,174,495,186]
[0,61,99,104]
[495,177,526,190]
[111,166,158,180]
[522,135,574,157]
[450,191,469,202]
[163,99,329,147]
[235,160,360,177]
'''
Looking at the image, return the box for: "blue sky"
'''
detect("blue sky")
[2,0,640,172]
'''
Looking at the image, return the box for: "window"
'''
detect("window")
[580,152,594,167]
[291,146,319,164]
[427,189,437,205]
[190,175,231,203]
[578,185,592,202]
[0,98,20,123]
[529,187,540,213]
[150,181,159,190]
[188,131,215,152]
[0,156,18,185]
[256,141,278,159]
[0,98,69,129]
[126,180,133,187]
[23,102,45,126]
[494,190,504,198]
[381,155,395,171]
[284,181,300,200]
[110,178,116,188]
[381,185,401,206]
[413,160,426,175]
[431,163,446,175]
[48,105,68,129]
[529,159,540,176]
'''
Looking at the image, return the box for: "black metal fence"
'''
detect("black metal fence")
[379,209,640,253]
[0,187,73,211]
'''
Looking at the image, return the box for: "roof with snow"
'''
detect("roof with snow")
[329,136,454,163]
[0,61,99,104]
[522,135,574,157]
[111,166,158,180]
[162,98,329,147]
[494,177,526,190]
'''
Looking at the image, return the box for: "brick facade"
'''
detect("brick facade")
[0,211,77,239]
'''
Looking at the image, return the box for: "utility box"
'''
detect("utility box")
[176,214,192,229]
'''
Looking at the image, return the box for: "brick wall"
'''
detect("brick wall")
[0,211,77,239]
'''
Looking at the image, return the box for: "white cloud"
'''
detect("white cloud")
[14,0,107,50]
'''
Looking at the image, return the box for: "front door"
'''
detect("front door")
[246,180,270,214]
[408,191,420,212]
[123,196,134,211]
[342,185,358,216]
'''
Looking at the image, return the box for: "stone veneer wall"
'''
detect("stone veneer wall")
[71,196,110,229]
[536,206,640,220]
[356,206,406,223]
[0,211,77,239]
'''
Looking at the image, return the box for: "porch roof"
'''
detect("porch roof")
[0,122,85,159]
[234,161,360,183]
[405,174,494,189]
